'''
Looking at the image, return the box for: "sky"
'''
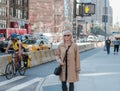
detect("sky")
[109,0,120,24]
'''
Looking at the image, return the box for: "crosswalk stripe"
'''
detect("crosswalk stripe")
[6,77,43,91]
[0,76,25,87]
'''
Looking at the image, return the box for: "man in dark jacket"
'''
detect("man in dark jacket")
[105,37,111,54]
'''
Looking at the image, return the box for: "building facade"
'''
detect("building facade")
[0,0,8,28]
[0,0,29,29]
[29,0,74,33]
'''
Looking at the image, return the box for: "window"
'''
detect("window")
[10,8,14,16]
[24,0,28,6]
[0,7,7,16]
[0,0,7,4]
[10,0,13,4]
[16,9,22,19]
[10,7,16,17]
[18,0,20,5]
[0,20,6,28]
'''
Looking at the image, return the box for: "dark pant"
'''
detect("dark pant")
[114,45,119,52]
[106,46,110,54]
[62,81,74,91]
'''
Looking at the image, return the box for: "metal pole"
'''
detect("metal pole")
[105,0,107,40]
[7,0,10,28]
[73,0,76,19]
[86,22,88,33]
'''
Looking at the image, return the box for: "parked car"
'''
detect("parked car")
[87,35,97,42]
[22,39,36,52]
[35,39,51,50]
[21,34,33,41]
[0,39,13,52]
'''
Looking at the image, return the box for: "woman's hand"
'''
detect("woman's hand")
[57,59,64,66]
[59,61,64,66]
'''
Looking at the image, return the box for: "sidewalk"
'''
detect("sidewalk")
[36,48,120,91]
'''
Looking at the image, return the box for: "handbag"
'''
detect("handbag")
[54,43,72,76]
[54,65,62,75]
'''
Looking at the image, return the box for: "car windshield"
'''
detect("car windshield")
[88,37,94,39]
[23,40,36,44]
[34,40,45,45]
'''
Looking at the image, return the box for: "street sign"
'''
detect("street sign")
[102,15,108,22]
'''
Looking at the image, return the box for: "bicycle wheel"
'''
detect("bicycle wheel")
[18,67,26,75]
[5,62,14,79]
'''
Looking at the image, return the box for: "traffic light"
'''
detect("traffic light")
[83,3,95,15]
[78,3,95,17]
[79,4,83,17]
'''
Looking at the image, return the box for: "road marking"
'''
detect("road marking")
[80,72,120,76]
[0,76,25,87]
[6,77,43,91]
[36,74,60,91]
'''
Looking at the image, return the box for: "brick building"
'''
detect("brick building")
[0,0,30,34]
[0,0,29,28]
[29,0,66,33]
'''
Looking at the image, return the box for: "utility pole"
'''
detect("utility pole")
[73,0,77,41]
[104,0,107,40]
[7,0,10,28]
[73,0,76,19]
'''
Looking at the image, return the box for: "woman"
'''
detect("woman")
[113,37,119,55]
[55,30,80,91]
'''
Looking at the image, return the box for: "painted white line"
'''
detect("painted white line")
[36,74,61,91]
[6,77,43,91]
[80,72,120,77]
[0,76,25,87]
[35,78,45,91]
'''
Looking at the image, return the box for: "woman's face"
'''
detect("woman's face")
[64,33,71,42]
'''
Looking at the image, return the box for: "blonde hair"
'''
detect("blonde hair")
[62,30,73,43]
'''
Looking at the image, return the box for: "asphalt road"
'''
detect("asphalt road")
[0,47,101,91]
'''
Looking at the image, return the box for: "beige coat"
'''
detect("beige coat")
[55,43,80,82]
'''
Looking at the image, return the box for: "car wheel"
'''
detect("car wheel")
[1,48,5,52]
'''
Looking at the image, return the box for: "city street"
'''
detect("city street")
[0,0,119,91]
[0,47,120,91]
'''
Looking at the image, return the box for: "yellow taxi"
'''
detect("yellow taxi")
[22,39,51,52]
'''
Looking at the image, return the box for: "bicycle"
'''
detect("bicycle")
[5,50,26,80]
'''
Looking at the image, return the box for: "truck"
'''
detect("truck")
[0,28,27,38]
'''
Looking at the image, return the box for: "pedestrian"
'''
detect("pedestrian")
[105,37,111,54]
[55,30,80,91]
[113,37,119,55]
